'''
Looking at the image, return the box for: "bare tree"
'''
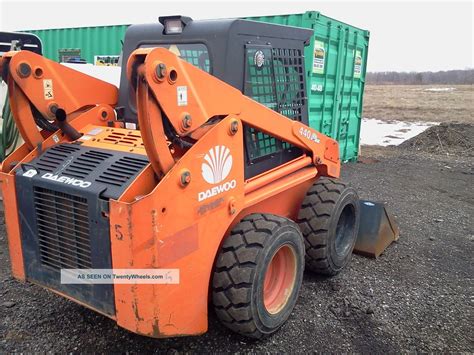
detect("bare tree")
[366,69,474,85]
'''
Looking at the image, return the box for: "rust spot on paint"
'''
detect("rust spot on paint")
[152,320,160,337]
[151,209,158,266]
[151,208,160,233]
[126,204,134,267]
[134,237,155,252]
[164,313,177,330]
[132,299,144,321]
[132,209,160,260]
[126,204,133,239]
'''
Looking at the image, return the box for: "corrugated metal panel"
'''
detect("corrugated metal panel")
[246,11,370,162]
[26,25,129,63]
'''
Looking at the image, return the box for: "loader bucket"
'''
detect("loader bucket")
[354,200,399,258]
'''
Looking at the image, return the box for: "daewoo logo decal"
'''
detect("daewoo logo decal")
[201,145,233,185]
[198,145,236,202]
[41,173,92,188]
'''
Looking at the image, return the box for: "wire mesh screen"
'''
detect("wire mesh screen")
[141,43,211,72]
[244,46,306,163]
[245,47,278,111]
[272,48,306,121]
[179,48,211,73]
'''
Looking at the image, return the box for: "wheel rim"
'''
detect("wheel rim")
[335,204,356,256]
[263,245,297,315]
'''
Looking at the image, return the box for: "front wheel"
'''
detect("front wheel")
[297,177,360,276]
[212,213,305,339]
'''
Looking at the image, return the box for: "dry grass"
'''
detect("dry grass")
[363,85,473,123]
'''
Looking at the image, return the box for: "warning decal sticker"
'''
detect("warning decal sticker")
[177,86,188,106]
[312,40,326,74]
[354,50,362,79]
[43,79,54,100]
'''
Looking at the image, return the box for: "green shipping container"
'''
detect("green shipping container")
[247,11,370,162]
[24,13,368,161]
[25,25,129,64]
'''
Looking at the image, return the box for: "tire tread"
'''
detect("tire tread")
[297,177,355,275]
[212,213,298,338]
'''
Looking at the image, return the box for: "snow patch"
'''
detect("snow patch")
[424,87,456,92]
[361,118,438,146]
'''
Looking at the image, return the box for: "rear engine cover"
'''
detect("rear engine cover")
[14,143,149,315]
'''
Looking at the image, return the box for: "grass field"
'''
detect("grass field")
[363,85,473,123]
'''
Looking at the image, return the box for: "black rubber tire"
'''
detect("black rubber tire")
[297,177,360,276]
[212,213,305,339]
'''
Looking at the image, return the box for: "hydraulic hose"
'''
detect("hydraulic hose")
[0,91,20,161]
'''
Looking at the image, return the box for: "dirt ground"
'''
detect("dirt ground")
[399,122,473,157]
[363,85,473,123]
[0,140,472,352]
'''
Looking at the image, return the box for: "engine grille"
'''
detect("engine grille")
[34,186,92,270]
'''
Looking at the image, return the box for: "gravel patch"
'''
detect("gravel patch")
[0,146,472,352]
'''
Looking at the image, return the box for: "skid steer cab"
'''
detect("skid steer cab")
[0,17,361,339]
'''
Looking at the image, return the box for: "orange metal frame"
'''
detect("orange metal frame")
[0,48,341,337]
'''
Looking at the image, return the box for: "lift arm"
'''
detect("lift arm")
[127,47,340,178]
[1,50,118,150]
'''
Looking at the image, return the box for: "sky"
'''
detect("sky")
[0,0,472,72]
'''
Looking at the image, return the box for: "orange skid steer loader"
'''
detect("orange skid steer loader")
[0,17,384,339]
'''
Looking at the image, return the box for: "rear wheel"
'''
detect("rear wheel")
[297,177,360,276]
[212,213,304,339]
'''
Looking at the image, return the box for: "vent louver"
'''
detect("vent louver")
[64,150,112,179]
[34,186,92,270]
[19,143,149,199]
[96,156,149,187]
[36,144,80,172]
